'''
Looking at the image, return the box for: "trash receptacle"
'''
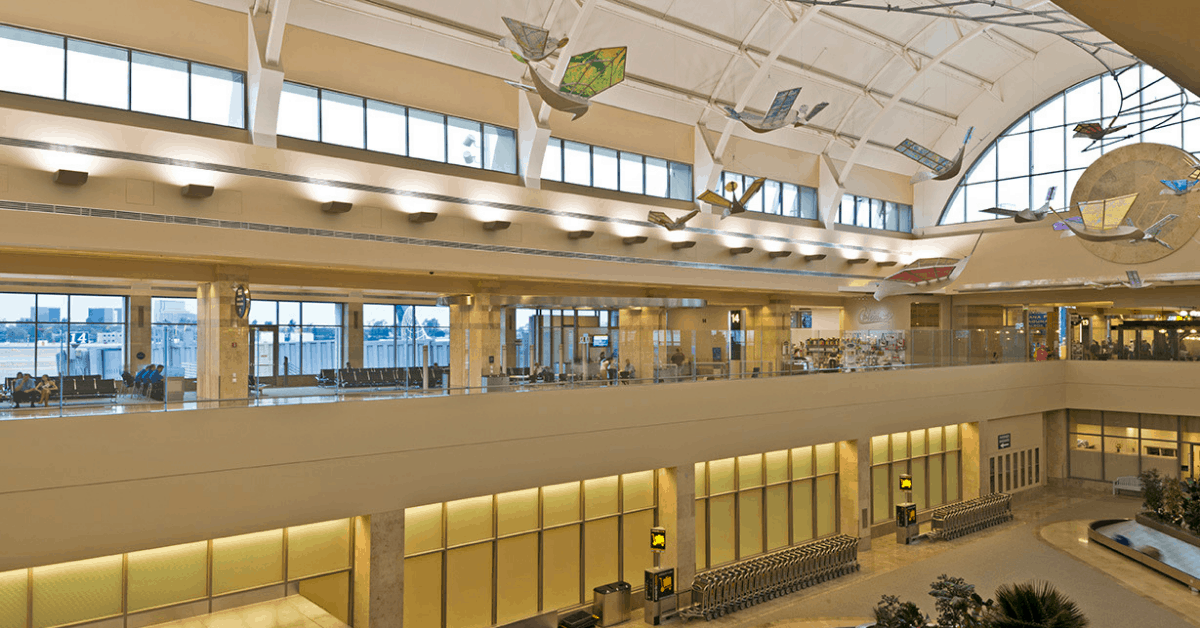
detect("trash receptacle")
[593,581,631,626]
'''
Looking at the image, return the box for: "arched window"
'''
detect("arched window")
[940,65,1200,225]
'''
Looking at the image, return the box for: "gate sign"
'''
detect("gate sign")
[234,285,251,319]
[70,332,88,344]
[1029,312,1047,327]
[998,433,1011,450]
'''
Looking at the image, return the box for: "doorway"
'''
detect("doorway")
[251,325,279,380]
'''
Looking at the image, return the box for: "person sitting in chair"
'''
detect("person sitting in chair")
[36,375,58,407]
[12,373,37,408]
[147,365,165,401]
[620,360,635,384]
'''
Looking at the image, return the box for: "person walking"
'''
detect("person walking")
[599,356,612,385]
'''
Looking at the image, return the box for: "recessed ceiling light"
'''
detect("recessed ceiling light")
[321,201,352,214]
[181,184,215,199]
[53,169,88,186]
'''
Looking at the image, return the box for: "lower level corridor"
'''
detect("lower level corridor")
[702,488,1195,628]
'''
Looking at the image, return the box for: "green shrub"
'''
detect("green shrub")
[1182,478,1200,532]
[1163,477,1186,525]
[874,594,928,628]
[1139,469,1164,516]
[929,575,991,628]
[987,581,1088,628]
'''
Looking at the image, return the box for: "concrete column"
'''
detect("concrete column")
[961,422,981,500]
[344,298,364,368]
[449,295,503,391]
[618,308,661,383]
[746,302,789,375]
[127,294,153,372]
[353,510,404,628]
[656,465,696,598]
[196,269,250,400]
[844,440,871,551]
[1044,409,1068,482]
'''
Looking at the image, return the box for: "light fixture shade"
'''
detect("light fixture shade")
[568,230,594,240]
[847,257,870,265]
[622,236,648,245]
[803,254,827,262]
[408,212,438,223]
[671,241,696,250]
[181,184,215,199]
[876,260,898,267]
[767,251,792,259]
[321,201,353,214]
[53,169,88,186]
[729,246,754,255]
[482,220,511,231]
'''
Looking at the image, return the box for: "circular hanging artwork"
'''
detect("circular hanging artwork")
[1069,143,1200,263]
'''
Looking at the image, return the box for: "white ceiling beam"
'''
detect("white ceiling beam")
[264,0,292,66]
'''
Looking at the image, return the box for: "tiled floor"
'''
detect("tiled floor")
[148,596,346,628]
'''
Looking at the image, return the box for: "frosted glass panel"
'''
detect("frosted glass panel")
[946,424,960,449]
[404,554,442,628]
[930,455,945,507]
[584,476,620,519]
[694,500,707,570]
[738,490,763,558]
[872,465,890,523]
[871,436,889,464]
[622,510,655,581]
[542,525,581,610]
[792,480,814,542]
[947,451,960,502]
[929,426,944,453]
[584,519,619,593]
[0,570,26,628]
[891,433,909,460]
[447,496,494,546]
[912,458,927,510]
[622,471,655,511]
[211,529,284,595]
[709,458,735,494]
[497,488,539,536]
[288,519,351,579]
[406,504,444,554]
[446,544,492,628]
[765,485,789,550]
[708,495,736,566]
[765,450,788,484]
[738,454,763,488]
[127,541,207,612]
[543,482,582,527]
[496,534,539,624]
[910,430,926,457]
[32,556,122,628]
[815,476,837,537]
[792,447,814,478]
[815,443,837,475]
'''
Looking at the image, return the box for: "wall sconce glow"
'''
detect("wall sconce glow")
[568,230,594,240]
[671,241,696,250]
[321,201,353,214]
[622,236,648,245]
[768,250,792,259]
[482,220,511,231]
[52,169,88,186]
[181,184,215,199]
[409,212,438,223]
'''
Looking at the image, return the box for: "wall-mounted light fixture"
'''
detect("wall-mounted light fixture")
[321,201,353,214]
[622,236,648,245]
[53,169,88,186]
[482,221,511,231]
[803,254,827,262]
[671,241,696,250]
[409,212,438,223]
[568,230,594,240]
[729,247,754,256]
[847,258,870,265]
[767,251,792,259]
[181,184,215,199]
[876,260,898,267]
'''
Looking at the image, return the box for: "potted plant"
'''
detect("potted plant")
[986,581,1088,628]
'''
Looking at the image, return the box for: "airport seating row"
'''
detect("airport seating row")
[316,367,446,389]
[930,492,1012,541]
[3,374,120,401]
[679,534,859,621]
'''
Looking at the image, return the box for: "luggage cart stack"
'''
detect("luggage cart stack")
[929,493,1012,541]
[678,534,859,621]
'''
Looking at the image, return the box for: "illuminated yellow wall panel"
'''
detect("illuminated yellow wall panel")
[793,447,815,477]
[621,510,654,583]
[815,443,837,476]
[621,471,655,511]
[288,520,350,580]
[32,556,122,628]
[707,495,735,566]
[694,463,707,497]
[298,571,350,625]
[542,525,581,610]
[737,455,763,489]
[583,519,618,593]
[815,477,837,538]
[792,480,814,542]
[404,554,442,628]
[694,500,706,571]
[584,477,619,519]
[708,458,735,494]
[872,466,890,523]
[406,504,444,555]
[126,541,207,612]
[496,489,539,537]
[211,529,283,595]
[931,456,945,507]
[447,496,493,547]
[738,491,763,558]
[495,534,538,625]
[543,483,582,528]
[0,570,27,628]
[765,485,789,550]
[446,544,492,628]
[947,452,960,502]
[765,450,788,485]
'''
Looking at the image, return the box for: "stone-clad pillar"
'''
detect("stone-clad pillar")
[344,296,364,368]
[657,465,696,602]
[449,295,503,391]
[127,293,153,372]
[196,268,250,400]
[618,308,661,383]
[842,440,870,551]
[746,302,790,375]
[353,510,404,628]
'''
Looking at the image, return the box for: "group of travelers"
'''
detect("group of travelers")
[127,364,165,399]
[7,372,59,408]
[597,351,635,385]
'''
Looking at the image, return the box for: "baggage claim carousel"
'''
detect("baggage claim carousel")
[1089,518,1200,591]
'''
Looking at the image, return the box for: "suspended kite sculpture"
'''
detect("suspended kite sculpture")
[1086,270,1153,290]
[1049,193,1178,249]
[1160,166,1200,196]
[697,177,766,219]
[724,88,829,134]
[647,209,700,231]
[1072,66,1200,153]
[839,235,982,301]
[981,187,1058,223]
[1073,121,1128,141]
[500,17,569,62]
[507,47,627,120]
[895,127,974,185]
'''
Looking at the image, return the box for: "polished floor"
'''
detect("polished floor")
[148,595,347,628]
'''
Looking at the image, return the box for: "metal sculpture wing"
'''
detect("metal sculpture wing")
[762,88,802,129]
[1078,193,1138,230]
[804,102,829,122]
[739,178,766,207]
[697,190,732,209]
[1052,216,1083,231]
[560,47,626,98]
[1161,179,1200,194]
[502,18,551,59]
[894,139,952,172]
